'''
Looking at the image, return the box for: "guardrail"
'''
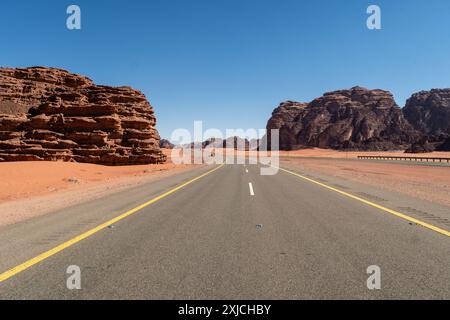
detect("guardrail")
[358,156,450,163]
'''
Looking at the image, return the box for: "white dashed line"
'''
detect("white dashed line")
[245,168,249,173]
[248,182,255,196]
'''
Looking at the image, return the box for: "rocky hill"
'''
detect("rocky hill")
[402,89,450,151]
[267,87,419,151]
[265,101,308,150]
[0,67,166,165]
[200,137,250,150]
[403,89,450,136]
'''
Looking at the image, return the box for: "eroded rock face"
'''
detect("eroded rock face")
[266,101,308,150]
[0,67,166,165]
[403,89,450,136]
[267,87,418,151]
[402,89,450,152]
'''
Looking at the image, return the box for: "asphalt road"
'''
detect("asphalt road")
[0,162,449,299]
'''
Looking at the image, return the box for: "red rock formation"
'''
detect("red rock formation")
[267,87,419,151]
[403,89,450,151]
[403,89,450,136]
[0,67,166,165]
[266,101,308,150]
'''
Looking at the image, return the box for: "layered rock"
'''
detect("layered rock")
[267,87,419,151]
[0,67,166,165]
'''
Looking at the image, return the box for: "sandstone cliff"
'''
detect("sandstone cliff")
[267,87,419,151]
[403,89,450,136]
[403,89,450,151]
[0,67,166,165]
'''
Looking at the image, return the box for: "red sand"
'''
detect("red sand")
[0,149,201,226]
[0,161,195,203]
[281,156,450,207]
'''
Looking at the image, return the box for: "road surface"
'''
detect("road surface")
[0,162,449,299]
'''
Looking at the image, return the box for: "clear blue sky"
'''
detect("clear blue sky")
[1,0,450,139]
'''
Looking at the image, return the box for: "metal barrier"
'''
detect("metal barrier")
[357,156,450,163]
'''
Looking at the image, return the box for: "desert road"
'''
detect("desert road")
[0,162,449,299]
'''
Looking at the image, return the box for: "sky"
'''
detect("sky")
[1,0,450,140]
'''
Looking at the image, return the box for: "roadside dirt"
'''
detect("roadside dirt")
[0,149,202,226]
[281,156,450,208]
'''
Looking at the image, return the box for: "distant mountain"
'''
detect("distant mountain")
[180,136,251,150]
[159,139,175,149]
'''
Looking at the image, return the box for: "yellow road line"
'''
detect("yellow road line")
[0,164,225,283]
[278,167,450,238]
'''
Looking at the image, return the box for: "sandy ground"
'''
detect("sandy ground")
[275,148,450,208]
[0,149,202,226]
[281,156,450,208]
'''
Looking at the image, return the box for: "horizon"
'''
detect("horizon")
[2,0,450,140]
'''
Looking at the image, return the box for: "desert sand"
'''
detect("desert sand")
[281,156,450,207]
[0,161,195,203]
[0,149,202,226]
